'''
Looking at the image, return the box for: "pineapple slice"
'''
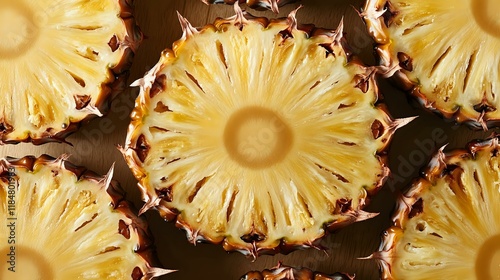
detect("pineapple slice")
[371,137,500,279]
[123,6,410,257]
[0,155,171,279]
[0,0,141,144]
[242,264,353,280]
[362,0,500,129]
[201,0,298,13]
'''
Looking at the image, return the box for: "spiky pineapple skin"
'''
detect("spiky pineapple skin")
[362,0,500,129]
[202,0,298,12]
[123,7,406,258]
[0,0,142,145]
[0,155,167,280]
[375,136,500,280]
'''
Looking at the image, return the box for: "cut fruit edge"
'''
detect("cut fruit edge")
[201,0,299,13]
[0,154,173,280]
[361,0,497,129]
[365,136,500,280]
[0,0,143,145]
[241,262,355,279]
[121,5,415,257]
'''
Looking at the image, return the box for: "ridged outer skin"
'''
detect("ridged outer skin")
[123,7,410,257]
[0,0,142,144]
[373,137,500,279]
[241,264,354,280]
[202,0,298,13]
[0,155,170,279]
[362,0,500,129]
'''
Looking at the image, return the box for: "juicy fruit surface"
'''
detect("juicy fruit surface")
[377,139,500,280]
[0,156,166,280]
[125,11,399,256]
[0,0,137,143]
[364,0,500,126]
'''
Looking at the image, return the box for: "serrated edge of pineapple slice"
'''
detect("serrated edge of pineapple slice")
[122,5,411,257]
[0,154,172,280]
[1,0,143,145]
[201,0,299,13]
[366,136,500,280]
[241,263,355,280]
[361,0,494,130]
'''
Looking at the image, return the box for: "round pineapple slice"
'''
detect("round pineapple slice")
[0,155,171,279]
[371,137,500,279]
[0,0,141,144]
[124,6,411,257]
[362,0,500,129]
[242,264,353,280]
[201,0,298,13]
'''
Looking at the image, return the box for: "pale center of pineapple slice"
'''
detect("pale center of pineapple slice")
[0,246,54,279]
[475,234,500,280]
[223,106,294,169]
[0,1,40,58]
[471,0,500,38]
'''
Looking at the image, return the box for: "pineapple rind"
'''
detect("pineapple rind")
[0,0,141,144]
[124,11,400,256]
[241,264,354,280]
[376,137,500,280]
[0,155,167,280]
[363,0,500,128]
[201,0,298,13]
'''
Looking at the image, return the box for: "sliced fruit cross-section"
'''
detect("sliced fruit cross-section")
[124,6,410,257]
[0,0,141,144]
[0,155,171,279]
[363,0,500,129]
[370,137,500,279]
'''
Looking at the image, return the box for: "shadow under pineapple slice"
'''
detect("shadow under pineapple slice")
[123,4,413,258]
[0,0,141,144]
[362,0,500,129]
[201,0,298,13]
[0,155,172,279]
[367,137,500,279]
[241,263,354,280]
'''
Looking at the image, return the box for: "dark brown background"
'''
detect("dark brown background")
[1,0,491,279]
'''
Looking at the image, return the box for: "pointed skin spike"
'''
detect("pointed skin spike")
[101,163,115,190]
[286,5,302,33]
[270,0,280,13]
[176,11,198,39]
[391,116,418,131]
[334,17,345,43]
[355,210,380,222]
[145,268,177,279]
[233,1,248,27]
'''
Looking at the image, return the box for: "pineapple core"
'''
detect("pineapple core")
[471,0,500,38]
[0,246,54,280]
[223,106,294,169]
[0,1,39,58]
[476,234,500,279]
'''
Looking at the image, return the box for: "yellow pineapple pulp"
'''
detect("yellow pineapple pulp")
[0,0,141,144]
[123,5,412,257]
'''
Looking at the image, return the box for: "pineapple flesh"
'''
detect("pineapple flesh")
[241,264,353,280]
[124,6,409,257]
[0,155,170,279]
[372,137,500,280]
[363,0,500,128]
[201,0,298,12]
[0,0,141,144]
